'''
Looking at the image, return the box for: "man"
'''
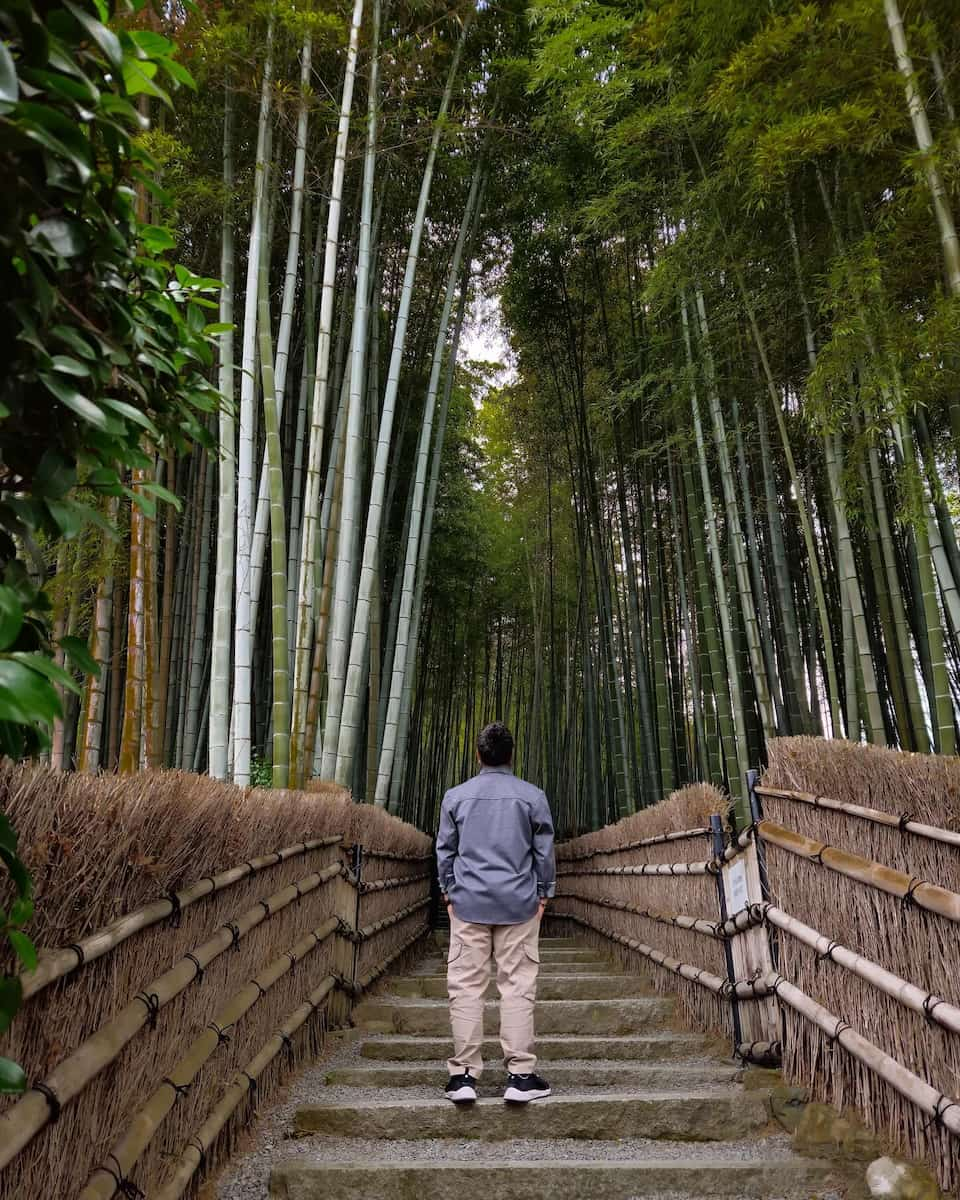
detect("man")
[435,721,556,1104]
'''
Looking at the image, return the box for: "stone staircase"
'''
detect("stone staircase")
[267,936,850,1199]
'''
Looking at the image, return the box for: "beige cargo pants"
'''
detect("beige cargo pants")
[446,910,541,1078]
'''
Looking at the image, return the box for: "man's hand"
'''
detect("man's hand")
[538,899,547,920]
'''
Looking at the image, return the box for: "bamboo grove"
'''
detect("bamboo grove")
[38,0,960,837]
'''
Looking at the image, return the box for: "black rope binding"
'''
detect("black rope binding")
[240,1070,258,1096]
[68,942,86,967]
[922,993,946,1024]
[165,891,182,928]
[185,953,205,982]
[162,1077,191,1101]
[257,899,272,918]
[901,876,925,913]
[224,921,242,951]
[134,991,161,1030]
[250,979,267,999]
[810,843,830,867]
[924,1095,960,1132]
[104,1155,145,1200]
[285,951,298,969]
[815,940,841,966]
[897,812,914,833]
[827,1019,851,1045]
[188,1136,206,1171]
[31,1081,62,1123]
[279,1031,294,1058]
[207,1021,232,1046]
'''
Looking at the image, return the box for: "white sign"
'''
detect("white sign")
[727,859,749,914]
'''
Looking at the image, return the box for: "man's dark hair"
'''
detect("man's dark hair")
[478,722,514,766]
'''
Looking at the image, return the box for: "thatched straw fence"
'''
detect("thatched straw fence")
[551,741,960,1192]
[0,763,431,1199]
[550,783,735,1038]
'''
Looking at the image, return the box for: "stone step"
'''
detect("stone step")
[271,1158,839,1200]
[389,974,652,1000]
[413,959,621,976]
[324,1061,739,1090]
[292,1090,770,1142]
[352,998,673,1036]
[358,1033,718,1062]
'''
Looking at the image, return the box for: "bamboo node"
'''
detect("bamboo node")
[187,1136,206,1171]
[134,990,161,1029]
[31,1080,62,1122]
[104,1153,145,1200]
[184,953,205,982]
[161,1076,191,1101]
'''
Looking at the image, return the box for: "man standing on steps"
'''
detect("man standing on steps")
[436,721,556,1105]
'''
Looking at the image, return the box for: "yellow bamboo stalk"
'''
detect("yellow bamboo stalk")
[758,819,960,923]
[552,910,771,999]
[557,889,721,938]
[156,923,428,1200]
[118,474,147,773]
[80,916,339,1200]
[768,973,960,1140]
[562,827,712,862]
[20,836,342,1000]
[358,872,431,894]
[0,862,342,1168]
[358,896,429,941]
[153,974,339,1200]
[562,860,716,878]
[755,784,960,851]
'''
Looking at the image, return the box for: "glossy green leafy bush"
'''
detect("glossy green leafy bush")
[0,0,221,1089]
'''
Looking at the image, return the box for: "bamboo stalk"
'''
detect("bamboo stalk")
[357,896,430,940]
[552,910,774,999]
[557,890,722,938]
[358,872,431,894]
[767,972,960,1140]
[755,784,960,850]
[80,916,339,1200]
[342,843,432,862]
[758,818,960,923]
[20,836,342,1000]
[156,923,427,1200]
[562,860,718,878]
[0,862,343,1167]
[738,904,960,1038]
[152,974,339,1200]
[559,827,712,862]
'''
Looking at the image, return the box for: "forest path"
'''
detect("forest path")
[218,936,854,1199]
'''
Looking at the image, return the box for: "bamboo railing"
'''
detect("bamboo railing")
[0,829,431,1200]
[554,765,960,1192]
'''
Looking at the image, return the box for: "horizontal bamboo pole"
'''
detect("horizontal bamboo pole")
[358,897,430,941]
[355,922,430,991]
[153,974,339,1200]
[551,910,774,999]
[359,872,431,895]
[22,835,343,1000]
[559,827,712,863]
[736,1039,782,1064]
[80,916,340,1200]
[156,922,429,1200]
[0,861,343,1170]
[343,843,433,862]
[756,784,960,851]
[560,860,717,879]
[767,973,960,1140]
[738,903,960,1038]
[758,819,960,924]
[556,888,722,938]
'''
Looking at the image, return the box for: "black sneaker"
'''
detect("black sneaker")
[444,1072,477,1103]
[503,1072,551,1103]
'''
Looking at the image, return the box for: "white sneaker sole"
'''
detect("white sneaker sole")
[445,1086,477,1103]
[503,1087,551,1103]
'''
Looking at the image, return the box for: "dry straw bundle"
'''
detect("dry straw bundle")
[555,784,731,1035]
[0,763,431,1199]
[761,737,960,1191]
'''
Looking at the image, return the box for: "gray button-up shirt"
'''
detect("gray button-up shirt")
[436,765,556,925]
